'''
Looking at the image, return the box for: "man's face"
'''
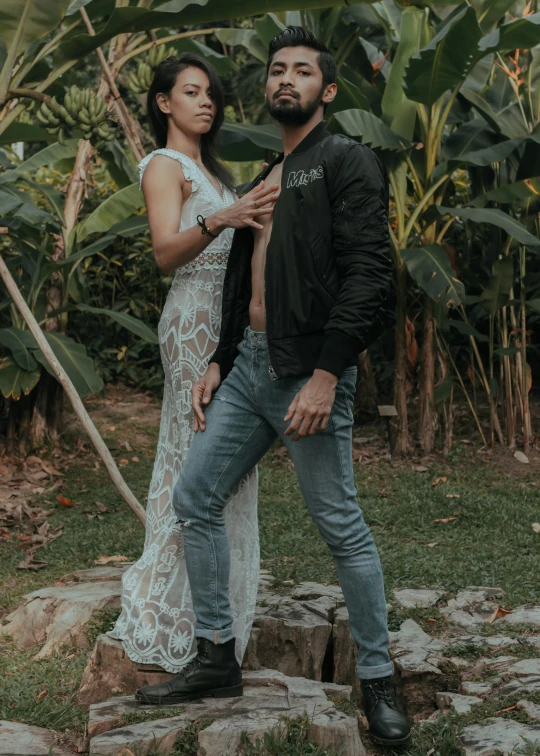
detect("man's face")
[266,46,334,125]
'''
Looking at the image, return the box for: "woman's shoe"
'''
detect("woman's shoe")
[135,636,242,705]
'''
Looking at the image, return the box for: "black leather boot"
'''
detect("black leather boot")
[135,637,242,705]
[360,675,411,746]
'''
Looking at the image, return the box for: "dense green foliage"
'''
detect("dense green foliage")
[0,0,539,454]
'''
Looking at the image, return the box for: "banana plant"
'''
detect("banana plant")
[200,2,540,454]
[0,141,157,409]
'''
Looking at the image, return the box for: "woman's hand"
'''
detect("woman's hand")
[192,362,221,432]
[208,181,279,233]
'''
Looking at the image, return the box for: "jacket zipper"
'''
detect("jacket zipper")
[265,152,289,382]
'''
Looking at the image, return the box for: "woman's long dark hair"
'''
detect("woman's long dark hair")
[147,52,234,192]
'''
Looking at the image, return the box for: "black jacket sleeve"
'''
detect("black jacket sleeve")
[315,142,393,377]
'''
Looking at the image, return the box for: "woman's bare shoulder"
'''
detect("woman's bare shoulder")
[139,151,186,191]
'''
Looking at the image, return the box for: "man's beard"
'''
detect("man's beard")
[267,86,324,125]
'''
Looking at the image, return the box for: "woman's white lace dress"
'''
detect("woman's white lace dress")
[108,148,259,671]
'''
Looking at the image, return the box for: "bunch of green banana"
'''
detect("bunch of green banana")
[127,44,171,94]
[36,85,116,145]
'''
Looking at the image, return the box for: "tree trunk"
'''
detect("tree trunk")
[31,140,96,448]
[418,296,437,453]
[6,391,35,456]
[31,372,64,447]
[357,350,378,412]
[394,265,409,456]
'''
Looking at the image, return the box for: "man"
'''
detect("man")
[137,27,410,747]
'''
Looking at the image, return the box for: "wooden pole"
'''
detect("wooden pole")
[0,233,146,527]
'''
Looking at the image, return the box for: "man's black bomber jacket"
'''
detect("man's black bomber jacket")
[210,120,394,381]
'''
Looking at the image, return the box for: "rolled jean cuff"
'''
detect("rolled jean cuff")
[195,626,234,645]
[357,661,394,680]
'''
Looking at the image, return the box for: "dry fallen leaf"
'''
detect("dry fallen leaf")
[35,689,48,702]
[95,501,108,513]
[445,493,461,499]
[494,704,518,714]
[118,459,129,467]
[131,456,140,463]
[433,517,458,523]
[532,523,540,533]
[432,477,448,487]
[487,605,515,624]
[17,548,48,570]
[57,495,74,508]
[40,461,63,477]
[94,555,130,565]
[427,542,438,548]
[414,465,428,472]
[514,451,529,464]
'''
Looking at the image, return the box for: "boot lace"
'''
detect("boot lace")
[362,678,397,713]
[182,640,211,676]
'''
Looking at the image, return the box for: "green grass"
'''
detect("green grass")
[259,447,540,607]
[1,405,540,753]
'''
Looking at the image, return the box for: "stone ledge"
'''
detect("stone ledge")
[87,670,363,756]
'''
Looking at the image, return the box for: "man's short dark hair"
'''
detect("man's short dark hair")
[267,26,337,87]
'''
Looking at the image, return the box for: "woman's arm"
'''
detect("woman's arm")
[142,155,214,274]
[142,155,279,274]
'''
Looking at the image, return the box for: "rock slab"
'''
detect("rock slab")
[1,581,121,658]
[244,595,333,681]
[435,691,482,715]
[393,588,445,609]
[78,634,171,706]
[0,720,72,756]
[88,669,364,756]
[459,717,540,754]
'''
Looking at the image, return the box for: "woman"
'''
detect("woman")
[109,53,278,671]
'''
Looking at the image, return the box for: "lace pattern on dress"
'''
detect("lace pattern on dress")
[108,149,259,672]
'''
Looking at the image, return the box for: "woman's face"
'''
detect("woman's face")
[157,66,216,136]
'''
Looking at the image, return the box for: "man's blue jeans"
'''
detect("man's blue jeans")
[173,328,392,680]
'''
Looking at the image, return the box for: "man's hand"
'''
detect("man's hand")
[192,362,221,432]
[284,369,338,441]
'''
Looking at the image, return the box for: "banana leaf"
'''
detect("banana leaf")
[214,28,267,63]
[0,140,79,184]
[479,11,540,55]
[76,184,145,243]
[0,123,51,145]
[401,245,465,307]
[380,6,427,140]
[436,206,540,248]
[55,0,367,63]
[0,0,71,71]
[328,109,410,152]
[32,332,103,397]
[477,0,515,32]
[217,122,282,161]
[448,320,489,342]
[434,133,540,179]
[75,304,159,345]
[471,177,540,208]
[0,327,38,371]
[0,356,40,400]
[480,256,514,315]
[404,5,481,107]
[255,13,287,47]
